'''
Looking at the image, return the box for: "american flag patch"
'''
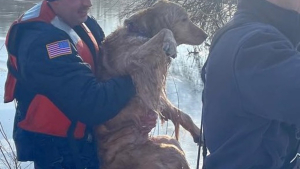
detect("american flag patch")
[46,40,72,59]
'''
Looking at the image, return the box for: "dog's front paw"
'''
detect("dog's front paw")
[163,31,177,58]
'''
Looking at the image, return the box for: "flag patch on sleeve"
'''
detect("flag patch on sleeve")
[46,40,72,59]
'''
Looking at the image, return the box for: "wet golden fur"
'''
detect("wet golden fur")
[95,1,207,169]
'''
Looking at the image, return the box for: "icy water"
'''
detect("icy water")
[0,0,203,168]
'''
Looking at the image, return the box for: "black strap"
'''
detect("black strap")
[67,122,85,169]
[74,17,105,74]
[73,24,98,72]
[196,107,207,169]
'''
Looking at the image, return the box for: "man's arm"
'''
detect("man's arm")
[18,28,135,126]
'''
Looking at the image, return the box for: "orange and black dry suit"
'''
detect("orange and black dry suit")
[4,1,135,168]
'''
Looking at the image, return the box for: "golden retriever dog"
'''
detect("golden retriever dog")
[94,1,207,169]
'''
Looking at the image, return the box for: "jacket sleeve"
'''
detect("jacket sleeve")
[18,29,135,126]
[234,28,300,126]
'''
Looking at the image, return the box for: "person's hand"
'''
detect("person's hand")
[139,110,158,135]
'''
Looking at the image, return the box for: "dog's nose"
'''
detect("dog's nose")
[170,54,177,58]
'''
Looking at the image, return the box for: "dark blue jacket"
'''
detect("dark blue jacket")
[202,0,300,168]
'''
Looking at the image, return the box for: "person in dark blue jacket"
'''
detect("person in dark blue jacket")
[4,0,156,168]
[202,0,300,168]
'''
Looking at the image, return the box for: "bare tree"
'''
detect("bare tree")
[119,0,239,41]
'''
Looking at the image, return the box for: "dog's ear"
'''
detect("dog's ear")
[124,18,132,27]
[124,17,141,33]
[124,13,152,37]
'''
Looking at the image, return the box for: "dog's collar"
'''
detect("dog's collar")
[126,22,151,38]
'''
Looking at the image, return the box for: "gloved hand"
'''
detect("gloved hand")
[139,110,158,135]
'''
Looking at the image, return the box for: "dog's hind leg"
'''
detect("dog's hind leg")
[160,92,201,144]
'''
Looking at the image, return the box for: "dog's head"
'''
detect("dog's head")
[124,0,207,45]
